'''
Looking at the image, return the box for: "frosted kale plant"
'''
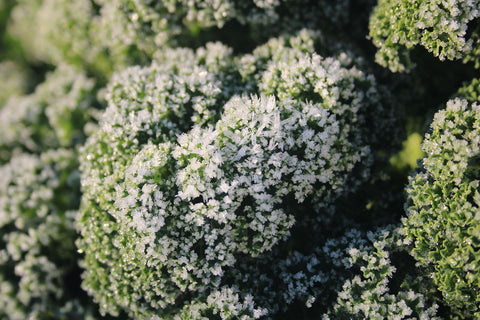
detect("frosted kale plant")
[369,0,480,72]
[0,63,102,319]
[78,32,396,319]
[0,150,97,320]
[91,0,353,57]
[0,64,96,163]
[405,96,480,318]
[7,0,373,73]
[7,0,111,74]
[323,226,440,319]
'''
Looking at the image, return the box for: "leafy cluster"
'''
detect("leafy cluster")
[369,0,480,72]
[78,32,397,319]
[324,226,440,320]
[7,0,375,76]
[0,65,97,162]
[0,150,97,319]
[457,77,480,103]
[0,63,101,317]
[405,96,480,318]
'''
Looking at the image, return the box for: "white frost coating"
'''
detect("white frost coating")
[0,64,95,157]
[0,150,90,319]
[78,33,392,319]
